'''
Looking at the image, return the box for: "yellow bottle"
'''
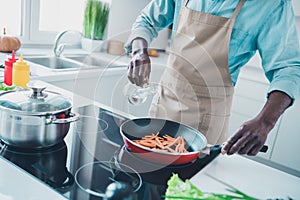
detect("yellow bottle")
[12,54,30,88]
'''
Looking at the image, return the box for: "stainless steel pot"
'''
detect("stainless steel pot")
[0,82,79,148]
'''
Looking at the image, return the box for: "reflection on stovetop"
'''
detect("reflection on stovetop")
[0,140,74,194]
[0,105,220,200]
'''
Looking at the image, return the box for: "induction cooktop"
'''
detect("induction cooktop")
[0,104,220,200]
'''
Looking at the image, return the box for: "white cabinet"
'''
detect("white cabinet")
[47,79,75,92]
[270,98,300,172]
[229,70,279,160]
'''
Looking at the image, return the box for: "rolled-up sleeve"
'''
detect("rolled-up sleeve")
[125,0,175,53]
[257,0,300,101]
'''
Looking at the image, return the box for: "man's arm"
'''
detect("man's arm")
[125,0,175,86]
[124,0,175,54]
[222,91,292,155]
[222,1,300,156]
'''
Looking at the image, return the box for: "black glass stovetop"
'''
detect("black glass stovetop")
[0,104,220,200]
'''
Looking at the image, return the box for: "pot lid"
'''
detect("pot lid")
[0,82,72,114]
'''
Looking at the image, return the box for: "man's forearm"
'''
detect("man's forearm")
[257,91,292,127]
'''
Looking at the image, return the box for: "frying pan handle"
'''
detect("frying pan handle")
[259,145,268,153]
[211,144,222,153]
[204,144,268,155]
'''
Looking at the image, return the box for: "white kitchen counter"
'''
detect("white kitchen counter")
[191,154,300,199]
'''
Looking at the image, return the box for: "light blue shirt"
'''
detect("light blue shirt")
[125,0,300,100]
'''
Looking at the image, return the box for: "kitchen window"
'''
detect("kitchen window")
[1,0,85,47]
[0,0,22,36]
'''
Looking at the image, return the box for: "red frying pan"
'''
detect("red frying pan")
[120,118,268,165]
[120,118,211,165]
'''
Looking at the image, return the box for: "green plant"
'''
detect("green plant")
[83,0,109,40]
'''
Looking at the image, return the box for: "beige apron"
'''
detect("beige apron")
[149,0,245,145]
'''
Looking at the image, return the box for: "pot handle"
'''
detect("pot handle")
[50,112,80,124]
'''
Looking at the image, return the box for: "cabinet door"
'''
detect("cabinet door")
[271,99,300,172]
[47,79,75,92]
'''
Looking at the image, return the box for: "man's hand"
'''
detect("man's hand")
[221,117,271,156]
[221,91,292,156]
[127,38,151,87]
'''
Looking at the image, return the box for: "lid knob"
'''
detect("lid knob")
[27,81,48,99]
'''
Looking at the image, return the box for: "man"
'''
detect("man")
[125,0,300,156]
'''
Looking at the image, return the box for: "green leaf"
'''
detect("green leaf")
[0,82,16,91]
[165,174,207,200]
[164,174,259,200]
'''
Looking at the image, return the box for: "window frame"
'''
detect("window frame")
[21,0,81,47]
[29,0,57,45]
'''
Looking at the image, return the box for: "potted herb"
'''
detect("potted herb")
[82,0,110,51]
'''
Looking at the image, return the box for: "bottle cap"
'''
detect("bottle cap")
[4,50,18,67]
[13,54,30,70]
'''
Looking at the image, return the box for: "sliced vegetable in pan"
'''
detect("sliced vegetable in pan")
[133,133,189,153]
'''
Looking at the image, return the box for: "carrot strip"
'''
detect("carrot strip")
[166,137,180,148]
[163,135,175,142]
[139,140,156,148]
[132,133,189,153]
[164,146,176,153]
[155,136,165,149]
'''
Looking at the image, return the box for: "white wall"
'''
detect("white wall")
[106,0,170,50]
[293,0,300,38]
[293,0,300,16]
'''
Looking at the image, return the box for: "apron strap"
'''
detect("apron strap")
[231,0,245,23]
